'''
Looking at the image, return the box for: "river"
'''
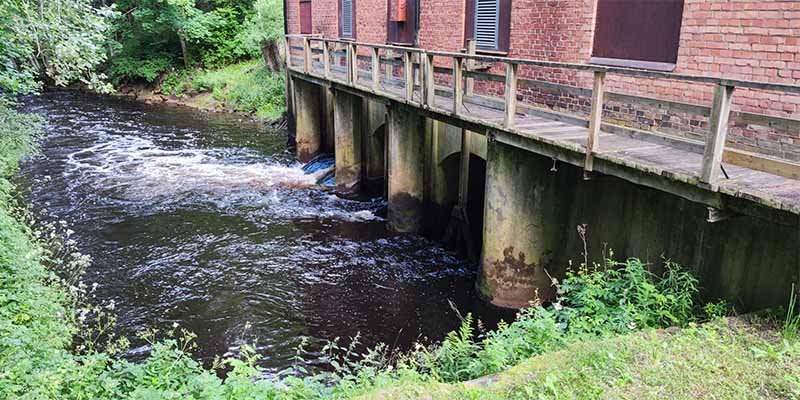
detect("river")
[18,91,509,374]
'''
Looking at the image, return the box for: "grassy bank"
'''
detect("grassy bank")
[157,60,285,120]
[1,103,799,398]
[360,319,800,399]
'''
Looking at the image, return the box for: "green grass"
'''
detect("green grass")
[160,59,285,120]
[358,319,800,399]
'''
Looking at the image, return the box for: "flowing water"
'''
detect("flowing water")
[18,91,509,373]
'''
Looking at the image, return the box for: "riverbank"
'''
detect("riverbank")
[116,59,286,123]
[359,318,800,399]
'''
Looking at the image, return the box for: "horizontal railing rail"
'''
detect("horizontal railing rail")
[284,34,800,186]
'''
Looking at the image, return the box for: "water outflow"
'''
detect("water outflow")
[18,91,508,375]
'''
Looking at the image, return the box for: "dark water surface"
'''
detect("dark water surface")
[18,91,508,373]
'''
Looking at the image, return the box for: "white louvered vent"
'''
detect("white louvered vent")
[341,0,354,37]
[474,0,499,49]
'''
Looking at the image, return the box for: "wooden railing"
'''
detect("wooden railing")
[284,34,800,186]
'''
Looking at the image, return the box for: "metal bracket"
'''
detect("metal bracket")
[707,207,737,223]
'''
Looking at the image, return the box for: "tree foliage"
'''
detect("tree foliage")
[0,0,117,96]
[108,0,261,83]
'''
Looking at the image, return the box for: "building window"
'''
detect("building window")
[340,0,355,39]
[299,0,312,34]
[464,0,510,52]
[591,0,685,70]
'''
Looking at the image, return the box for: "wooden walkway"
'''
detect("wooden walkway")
[286,36,800,222]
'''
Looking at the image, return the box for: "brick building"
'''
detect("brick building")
[286,0,800,161]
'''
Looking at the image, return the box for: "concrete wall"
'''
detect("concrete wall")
[479,141,799,310]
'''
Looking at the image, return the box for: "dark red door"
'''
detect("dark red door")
[387,0,418,44]
[300,0,312,34]
[592,0,684,63]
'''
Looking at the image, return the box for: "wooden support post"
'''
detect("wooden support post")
[583,70,606,176]
[405,51,413,101]
[284,37,291,69]
[465,40,476,97]
[386,49,394,79]
[503,63,518,128]
[351,44,359,85]
[453,57,464,115]
[346,43,354,84]
[323,41,331,78]
[700,84,735,186]
[371,47,380,91]
[425,53,435,107]
[302,37,311,73]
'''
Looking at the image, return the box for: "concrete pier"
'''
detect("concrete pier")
[479,141,570,308]
[387,104,425,233]
[333,91,363,192]
[293,79,323,162]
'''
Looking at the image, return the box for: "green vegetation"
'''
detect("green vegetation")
[0,0,116,96]
[159,59,285,119]
[359,320,800,399]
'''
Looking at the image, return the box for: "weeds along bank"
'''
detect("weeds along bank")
[122,60,286,120]
[2,105,800,398]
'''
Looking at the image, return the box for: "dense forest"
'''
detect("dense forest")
[1,0,284,116]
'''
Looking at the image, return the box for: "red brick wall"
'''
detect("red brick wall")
[288,0,800,160]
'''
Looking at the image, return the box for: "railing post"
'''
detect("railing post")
[425,53,435,107]
[302,37,311,73]
[453,56,464,115]
[323,41,331,79]
[371,47,380,91]
[584,70,606,176]
[351,44,359,85]
[700,84,735,187]
[465,39,477,97]
[284,36,291,69]
[346,43,354,84]
[405,51,414,101]
[503,62,518,128]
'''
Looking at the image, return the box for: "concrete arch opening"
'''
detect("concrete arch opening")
[437,151,486,261]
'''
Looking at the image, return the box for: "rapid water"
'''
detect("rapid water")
[18,91,508,374]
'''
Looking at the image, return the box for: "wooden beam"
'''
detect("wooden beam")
[453,57,464,115]
[700,84,735,186]
[723,147,800,180]
[425,53,435,107]
[405,51,413,101]
[371,47,380,91]
[284,37,291,69]
[302,37,311,73]
[503,63,518,129]
[350,44,358,85]
[465,40,477,97]
[584,70,606,176]
[346,43,354,84]
[323,41,331,79]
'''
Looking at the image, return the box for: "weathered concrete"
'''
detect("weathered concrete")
[479,141,572,308]
[387,104,426,233]
[479,140,799,310]
[363,99,386,194]
[293,79,323,162]
[333,90,363,192]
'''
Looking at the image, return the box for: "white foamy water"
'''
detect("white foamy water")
[65,136,320,203]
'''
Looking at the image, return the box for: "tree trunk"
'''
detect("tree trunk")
[179,34,190,68]
[261,40,281,72]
